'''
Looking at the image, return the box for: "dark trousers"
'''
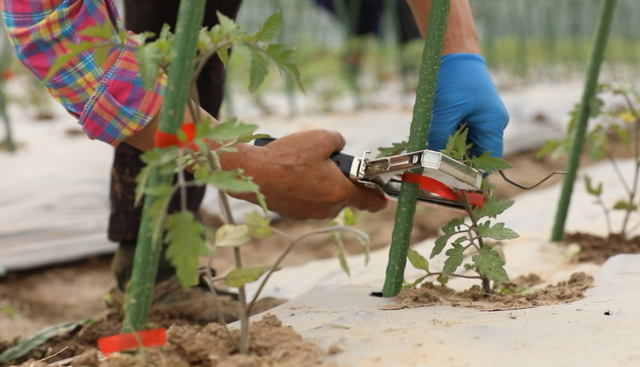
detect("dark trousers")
[108,0,243,242]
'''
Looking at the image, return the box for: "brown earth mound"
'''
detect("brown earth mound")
[564,232,640,264]
[390,272,592,311]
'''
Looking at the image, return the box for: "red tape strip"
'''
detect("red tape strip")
[401,172,484,208]
[98,328,167,356]
[153,123,196,149]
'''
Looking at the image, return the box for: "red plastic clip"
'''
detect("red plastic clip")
[154,122,196,149]
[98,328,167,356]
[401,172,485,208]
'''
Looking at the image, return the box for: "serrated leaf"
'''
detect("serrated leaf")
[244,211,273,239]
[265,43,305,93]
[431,218,463,258]
[407,249,429,271]
[225,267,268,287]
[473,199,514,218]
[453,128,470,160]
[476,221,520,240]
[80,23,113,40]
[256,11,282,42]
[376,141,408,158]
[136,43,163,90]
[208,119,258,142]
[249,51,269,92]
[217,11,238,33]
[584,175,602,197]
[165,211,209,289]
[215,224,251,247]
[442,243,464,277]
[472,245,509,283]
[0,319,92,363]
[470,152,514,172]
[198,27,213,53]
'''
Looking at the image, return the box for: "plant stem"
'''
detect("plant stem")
[246,226,363,315]
[551,0,617,241]
[617,90,640,237]
[123,0,208,333]
[382,0,450,298]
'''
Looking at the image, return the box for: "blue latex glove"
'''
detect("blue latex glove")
[428,53,509,158]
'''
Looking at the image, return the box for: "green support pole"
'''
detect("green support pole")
[382,0,450,297]
[550,0,617,242]
[123,0,207,333]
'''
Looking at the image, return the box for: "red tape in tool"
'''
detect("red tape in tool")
[401,172,485,208]
[154,122,196,149]
[98,328,167,356]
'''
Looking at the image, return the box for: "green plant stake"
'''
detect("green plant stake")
[550,0,617,242]
[123,0,208,333]
[382,0,450,297]
[0,36,15,152]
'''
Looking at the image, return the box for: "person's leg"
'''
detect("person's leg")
[109,0,243,291]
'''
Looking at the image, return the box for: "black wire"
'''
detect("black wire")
[498,170,569,190]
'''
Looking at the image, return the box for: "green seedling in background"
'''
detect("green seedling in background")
[539,84,640,240]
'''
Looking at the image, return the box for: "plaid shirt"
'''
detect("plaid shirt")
[1,0,165,146]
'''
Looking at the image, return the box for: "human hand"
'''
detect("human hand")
[427,54,509,158]
[226,130,388,220]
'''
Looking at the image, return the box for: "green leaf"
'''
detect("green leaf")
[204,170,260,194]
[335,237,350,277]
[216,46,230,68]
[611,124,630,149]
[198,27,213,53]
[249,51,269,92]
[589,97,604,118]
[376,141,408,158]
[442,243,464,277]
[613,200,637,211]
[244,211,273,239]
[136,43,164,90]
[146,183,173,246]
[215,224,251,247]
[43,41,95,84]
[536,140,557,159]
[407,249,429,271]
[265,43,305,93]
[470,152,514,172]
[165,211,209,289]
[402,275,427,290]
[256,11,282,42]
[216,11,238,33]
[584,175,602,197]
[208,119,258,141]
[473,199,514,218]
[343,207,356,225]
[453,128,470,160]
[431,217,465,258]
[134,165,153,206]
[225,267,268,287]
[476,221,520,240]
[92,45,110,67]
[436,275,448,285]
[236,133,271,144]
[80,23,113,40]
[472,245,509,283]
[0,319,92,363]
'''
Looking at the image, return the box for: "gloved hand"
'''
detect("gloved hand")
[428,53,509,158]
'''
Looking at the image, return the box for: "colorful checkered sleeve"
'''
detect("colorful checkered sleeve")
[0,0,165,146]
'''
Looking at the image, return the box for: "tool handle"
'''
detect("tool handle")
[254,137,354,178]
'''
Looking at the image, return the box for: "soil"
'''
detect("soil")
[563,232,640,264]
[0,146,627,365]
[392,272,593,311]
[9,314,327,367]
